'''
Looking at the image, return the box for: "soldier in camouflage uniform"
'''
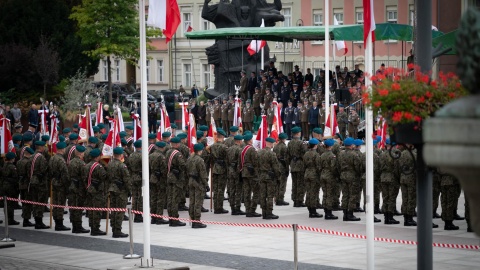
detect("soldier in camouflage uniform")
[107,147,131,237]
[210,129,229,214]
[303,139,323,218]
[353,139,365,213]
[226,134,246,215]
[396,145,417,226]
[338,138,361,221]
[287,127,306,207]
[149,141,170,225]
[126,140,143,222]
[379,141,400,224]
[177,133,191,211]
[26,141,50,229]
[438,168,461,230]
[18,147,34,227]
[68,145,89,233]
[257,137,281,219]
[312,128,326,209]
[48,142,70,231]
[84,149,107,235]
[373,139,383,214]
[320,139,339,220]
[1,152,20,225]
[84,136,98,164]
[273,133,289,206]
[166,137,187,227]
[224,126,238,147]
[197,129,211,202]
[186,143,209,228]
[432,169,442,219]
[64,133,79,165]
[238,133,261,217]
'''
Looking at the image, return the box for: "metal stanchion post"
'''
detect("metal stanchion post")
[293,224,298,270]
[124,203,140,259]
[1,196,16,243]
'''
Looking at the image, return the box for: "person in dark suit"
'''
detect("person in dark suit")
[280,80,291,107]
[239,70,248,102]
[271,77,281,97]
[190,99,198,128]
[290,84,301,107]
[283,101,294,139]
[248,72,257,100]
[305,68,314,86]
[308,101,320,135]
[197,101,207,126]
[28,104,39,127]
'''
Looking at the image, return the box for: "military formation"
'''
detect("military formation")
[0,120,473,235]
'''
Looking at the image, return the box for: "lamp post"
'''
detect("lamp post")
[296,19,305,74]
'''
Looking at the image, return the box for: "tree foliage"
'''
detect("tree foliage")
[33,36,60,98]
[60,70,105,115]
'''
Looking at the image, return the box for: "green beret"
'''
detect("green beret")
[93,126,100,133]
[41,135,50,141]
[229,126,239,132]
[194,143,204,151]
[134,140,142,148]
[335,133,343,141]
[119,131,127,138]
[196,131,204,139]
[170,137,181,143]
[56,141,67,149]
[76,145,86,152]
[89,148,101,158]
[69,133,79,140]
[312,128,323,134]
[63,128,71,133]
[234,134,243,141]
[155,141,166,148]
[121,138,128,145]
[243,134,253,141]
[162,132,171,138]
[23,134,33,141]
[5,152,16,160]
[126,125,134,130]
[199,125,209,132]
[291,127,301,134]
[59,135,65,142]
[12,134,22,141]
[243,131,252,136]
[171,123,178,129]
[101,134,108,140]
[148,133,156,139]
[25,147,35,154]
[113,147,124,155]
[177,133,187,139]
[217,129,227,137]
[266,137,276,143]
[97,123,105,129]
[73,123,79,129]
[88,136,99,144]
[35,141,46,146]
[279,133,288,140]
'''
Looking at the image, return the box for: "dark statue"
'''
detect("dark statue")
[202,0,284,96]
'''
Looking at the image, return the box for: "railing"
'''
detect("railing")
[346,98,366,134]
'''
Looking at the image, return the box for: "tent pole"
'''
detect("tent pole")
[241,39,244,72]
[352,41,354,69]
[402,41,404,70]
[283,38,286,73]
[227,38,230,95]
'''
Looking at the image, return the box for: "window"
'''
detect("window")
[313,10,323,26]
[157,60,164,83]
[200,11,210,30]
[184,63,192,87]
[356,8,364,24]
[115,60,120,82]
[102,60,108,81]
[386,6,398,24]
[202,64,211,88]
[282,7,292,27]
[409,5,415,26]
[182,12,192,36]
[146,60,150,82]
[333,9,344,25]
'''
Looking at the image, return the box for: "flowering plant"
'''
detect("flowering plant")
[363,64,467,127]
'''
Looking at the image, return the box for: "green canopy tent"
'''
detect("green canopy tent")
[432,30,457,55]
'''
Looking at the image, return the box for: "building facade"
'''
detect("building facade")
[93,0,475,91]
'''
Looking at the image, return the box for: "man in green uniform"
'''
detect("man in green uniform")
[210,129,229,214]
[273,133,289,206]
[303,138,323,218]
[336,105,348,140]
[239,133,261,217]
[242,100,254,132]
[18,147,34,227]
[64,133,79,165]
[320,139,339,220]
[379,140,400,224]
[397,146,417,226]
[126,140,143,222]
[197,129,211,201]
[84,149,108,235]
[26,141,50,229]
[48,142,70,231]
[287,127,306,207]
[68,145,89,233]
[224,126,238,147]
[438,168,461,230]
[149,141,170,225]
[1,152,20,225]
[338,138,361,222]
[226,134,245,215]
[166,137,186,227]
[186,143,209,228]
[258,137,282,219]
[177,133,191,211]
[84,136,98,164]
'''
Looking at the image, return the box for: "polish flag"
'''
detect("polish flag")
[188,113,197,153]
[180,101,189,131]
[363,0,376,46]
[207,114,217,146]
[378,118,387,149]
[0,116,15,154]
[157,104,171,140]
[38,109,49,135]
[95,102,103,126]
[334,17,348,55]
[102,119,121,157]
[49,114,59,153]
[253,115,268,150]
[324,105,339,137]
[270,101,283,141]
[147,0,181,43]
[233,97,242,129]
[79,104,94,141]
[247,19,266,56]
[131,113,142,141]
[115,106,124,132]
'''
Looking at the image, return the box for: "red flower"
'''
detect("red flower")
[430,80,438,88]
[377,74,386,81]
[362,93,370,100]
[407,63,414,70]
[414,116,422,122]
[404,112,413,120]
[448,92,456,98]
[456,82,461,88]
[371,75,378,82]
[411,96,417,103]
[374,101,382,107]
[392,111,403,123]
[391,83,401,91]
[417,96,425,104]
[378,89,389,96]
[421,75,430,83]
[425,91,433,98]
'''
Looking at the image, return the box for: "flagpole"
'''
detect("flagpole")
[324,0,330,123]
[332,41,339,89]
[139,0,151,264]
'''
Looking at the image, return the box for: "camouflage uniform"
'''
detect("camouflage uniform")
[68,155,87,228]
[48,153,69,222]
[226,143,242,213]
[166,148,186,220]
[379,149,400,214]
[331,143,343,209]
[273,141,289,204]
[432,169,441,216]
[17,155,32,220]
[107,158,131,234]
[397,149,417,216]
[125,150,142,216]
[287,138,306,205]
[178,143,191,207]
[320,149,339,211]
[149,149,168,221]
[303,149,322,208]
[439,169,460,222]
[186,153,208,221]
[200,138,211,178]
[338,148,360,211]
[238,145,259,215]
[1,161,18,221]
[373,148,383,211]
[85,160,107,232]
[257,147,281,217]
[210,141,228,212]
[26,151,48,219]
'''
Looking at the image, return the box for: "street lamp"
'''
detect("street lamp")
[296,19,305,75]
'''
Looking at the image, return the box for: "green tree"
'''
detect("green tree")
[33,36,60,99]
[70,0,139,104]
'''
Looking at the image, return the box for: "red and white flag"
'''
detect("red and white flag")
[363,0,376,46]
[79,104,94,141]
[147,0,181,43]
[324,105,339,137]
[188,113,197,153]
[95,102,103,126]
[233,97,242,129]
[157,105,171,140]
[0,116,15,154]
[180,101,189,131]
[131,113,142,141]
[247,19,266,56]
[102,119,121,157]
[115,106,124,132]
[49,114,59,153]
[38,109,49,135]
[207,114,217,146]
[270,101,283,141]
[377,118,387,149]
[334,17,348,55]
[253,115,268,150]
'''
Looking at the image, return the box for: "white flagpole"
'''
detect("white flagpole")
[324,0,330,124]
[365,26,375,270]
[139,0,151,263]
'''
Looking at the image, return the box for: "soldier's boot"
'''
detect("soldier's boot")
[151,218,157,224]
[308,207,323,218]
[112,231,129,238]
[91,229,107,236]
[298,201,307,207]
[262,209,267,219]
[214,208,229,214]
[293,201,299,207]
[54,219,71,231]
[342,210,349,221]
[324,209,338,220]
[374,216,381,223]
[201,206,209,212]
[246,211,262,217]
[403,215,417,227]
[155,218,170,225]
[276,200,289,206]
[353,203,364,213]
[346,211,361,222]
[231,207,237,215]
[134,215,143,223]
[385,213,400,225]
[433,212,441,219]
[467,219,473,233]
[192,222,207,229]
[169,220,186,227]
[23,218,35,227]
[7,213,20,226]
[73,223,90,234]
[34,217,50,229]
[178,204,189,211]
[374,204,382,214]
[266,210,279,220]
[235,208,246,215]
[394,209,402,216]
[444,220,459,231]
[432,223,439,228]
[454,211,465,220]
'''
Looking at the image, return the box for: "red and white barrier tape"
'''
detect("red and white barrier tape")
[7,197,479,250]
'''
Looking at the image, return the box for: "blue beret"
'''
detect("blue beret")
[69,133,79,140]
[199,125,209,132]
[126,125,134,130]
[113,147,124,155]
[101,134,108,140]
[266,137,276,143]
[148,133,156,139]
[279,133,288,140]
[196,131,204,139]
[230,126,239,132]
[88,136,99,144]
[344,137,354,146]
[171,123,178,129]
[234,134,243,140]
[26,147,35,154]
[63,128,71,133]
[93,126,100,133]
[373,139,378,145]
[170,137,181,143]
[121,139,128,145]
[59,135,65,142]
[386,138,391,145]
[339,104,345,108]
[56,141,67,149]
[217,129,227,137]
[354,139,364,146]
[23,134,33,141]
[73,124,79,129]
[162,132,171,138]
[156,141,166,148]
[76,145,86,152]
[97,123,105,129]
[324,139,335,147]
[312,128,323,134]
[89,148,101,158]
[243,134,253,141]
[134,140,142,148]
[291,127,301,134]
[309,138,319,145]
[177,133,187,139]
[35,141,46,146]
[41,135,50,141]
[12,134,22,141]
[6,152,16,160]
[119,131,127,138]
[194,143,204,151]
[376,136,381,141]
